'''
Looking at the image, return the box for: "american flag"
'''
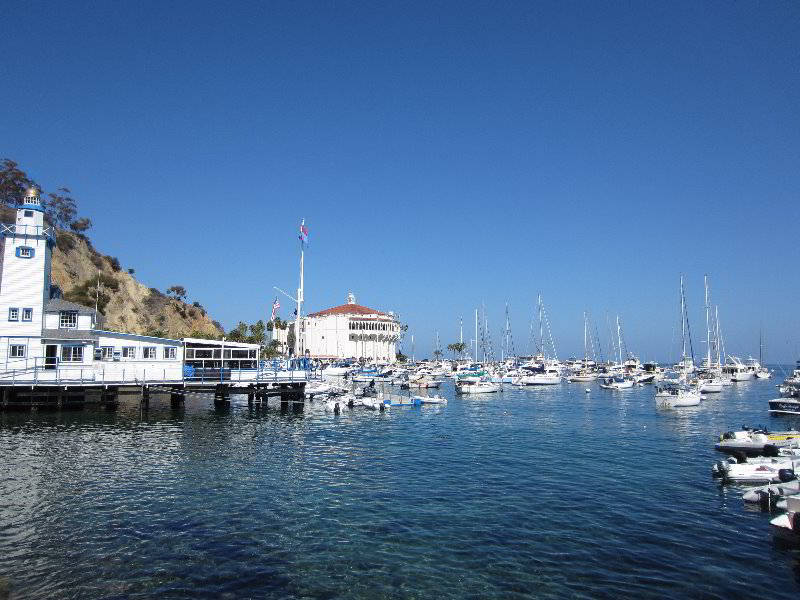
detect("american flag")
[299,220,309,245]
[271,297,280,321]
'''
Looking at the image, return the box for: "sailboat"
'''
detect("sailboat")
[755,326,772,379]
[517,295,562,385]
[599,316,635,389]
[697,275,723,393]
[655,276,701,407]
[569,312,598,382]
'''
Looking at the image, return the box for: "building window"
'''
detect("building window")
[122,347,136,359]
[10,345,26,358]
[100,346,114,360]
[8,308,19,321]
[22,308,33,322]
[143,347,156,359]
[19,247,32,258]
[61,346,83,363]
[59,311,78,329]
[24,210,33,218]
[164,347,177,360]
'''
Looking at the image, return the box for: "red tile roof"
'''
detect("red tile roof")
[308,303,389,318]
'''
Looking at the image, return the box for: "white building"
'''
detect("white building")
[0,187,260,385]
[302,293,402,362]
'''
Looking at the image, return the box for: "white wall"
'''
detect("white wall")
[0,235,49,339]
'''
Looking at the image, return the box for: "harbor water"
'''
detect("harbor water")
[1,377,799,598]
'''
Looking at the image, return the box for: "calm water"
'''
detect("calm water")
[2,374,800,599]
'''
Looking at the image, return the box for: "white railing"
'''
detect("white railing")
[2,223,56,238]
[0,358,317,387]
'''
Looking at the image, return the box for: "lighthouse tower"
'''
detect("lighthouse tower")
[0,187,55,350]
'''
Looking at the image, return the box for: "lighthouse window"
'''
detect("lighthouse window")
[59,311,78,329]
[8,308,19,321]
[19,247,31,257]
[22,308,33,322]
[24,210,33,218]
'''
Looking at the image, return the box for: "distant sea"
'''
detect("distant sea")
[1,370,799,599]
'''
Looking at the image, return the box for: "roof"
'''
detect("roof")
[41,329,98,341]
[182,337,260,348]
[308,303,390,318]
[45,298,97,316]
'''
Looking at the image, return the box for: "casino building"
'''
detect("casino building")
[301,293,402,363]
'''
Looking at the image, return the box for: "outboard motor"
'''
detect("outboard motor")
[721,431,735,441]
[757,489,776,512]
[778,469,796,483]
[763,444,781,457]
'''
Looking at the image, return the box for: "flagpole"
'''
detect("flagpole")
[295,219,305,358]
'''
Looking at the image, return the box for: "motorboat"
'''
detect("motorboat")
[455,379,501,394]
[769,495,800,541]
[516,364,562,385]
[698,377,723,393]
[743,479,800,506]
[654,381,701,408]
[411,394,447,404]
[715,457,800,483]
[568,369,598,382]
[722,356,756,382]
[599,374,635,390]
[769,397,800,415]
[715,428,800,455]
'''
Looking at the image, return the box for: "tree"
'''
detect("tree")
[262,339,282,359]
[166,285,187,302]
[433,349,443,361]
[248,320,266,346]
[0,159,36,206]
[287,323,296,355]
[69,217,93,233]
[396,351,407,362]
[448,342,467,359]
[227,321,249,342]
[45,188,77,230]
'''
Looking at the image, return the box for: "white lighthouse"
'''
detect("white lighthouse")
[0,187,55,357]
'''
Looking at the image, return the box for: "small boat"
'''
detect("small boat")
[742,479,800,506]
[715,458,800,483]
[715,428,800,455]
[769,495,800,541]
[455,380,501,394]
[599,375,635,390]
[698,378,723,393]
[411,395,447,404]
[654,381,701,408]
[568,370,598,382]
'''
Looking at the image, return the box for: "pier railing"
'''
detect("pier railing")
[0,357,319,387]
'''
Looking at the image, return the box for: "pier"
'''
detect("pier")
[0,365,309,411]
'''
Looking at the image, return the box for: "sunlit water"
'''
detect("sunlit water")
[1,373,799,599]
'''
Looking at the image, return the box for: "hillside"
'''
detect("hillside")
[1,205,224,339]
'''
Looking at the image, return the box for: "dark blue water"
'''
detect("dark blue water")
[2,375,799,599]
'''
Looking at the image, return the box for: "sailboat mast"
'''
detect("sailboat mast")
[616,316,623,365]
[538,294,543,359]
[583,311,588,363]
[680,275,687,364]
[704,275,711,368]
[475,309,478,362]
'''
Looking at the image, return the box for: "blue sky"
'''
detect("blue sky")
[2,1,799,362]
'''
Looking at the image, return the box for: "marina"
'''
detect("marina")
[2,371,799,598]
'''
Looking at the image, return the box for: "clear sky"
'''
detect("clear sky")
[2,1,799,363]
